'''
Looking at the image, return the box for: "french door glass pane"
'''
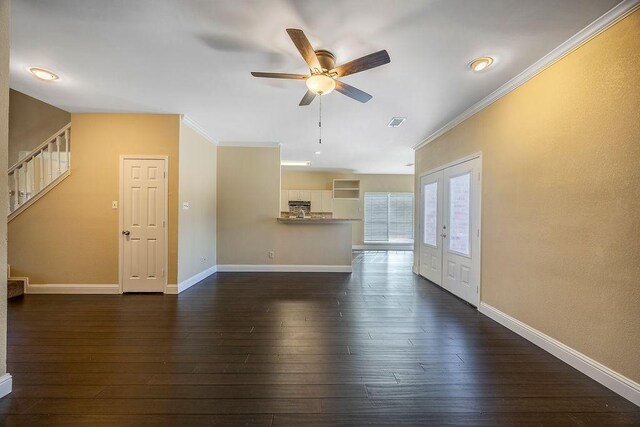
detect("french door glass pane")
[423,182,437,246]
[449,173,471,256]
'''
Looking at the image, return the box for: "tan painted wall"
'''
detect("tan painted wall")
[8,114,180,285]
[281,171,414,245]
[415,10,640,382]
[217,147,351,266]
[9,89,70,166]
[0,0,10,377]
[178,121,217,282]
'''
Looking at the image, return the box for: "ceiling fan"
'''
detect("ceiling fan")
[251,29,390,106]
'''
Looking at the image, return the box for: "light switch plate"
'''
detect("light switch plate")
[182,201,190,210]
[112,201,118,209]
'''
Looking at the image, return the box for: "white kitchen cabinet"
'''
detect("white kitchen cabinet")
[288,190,311,201]
[310,191,322,212]
[280,190,289,212]
[321,190,333,212]
[310,190,334,212]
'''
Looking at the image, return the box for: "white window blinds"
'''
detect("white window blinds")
[364,192,414,242]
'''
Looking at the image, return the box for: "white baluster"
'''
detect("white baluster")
[39,149,45,191]
[64,129,70,172]
[48,141,53,184]
[56,136,62,177]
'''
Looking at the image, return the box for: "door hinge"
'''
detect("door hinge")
[163,220,166,228]
[162,269,165,277]
[164,171,167,179]
[478,172,481,181]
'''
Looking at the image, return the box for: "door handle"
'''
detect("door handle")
[122,230,130,236]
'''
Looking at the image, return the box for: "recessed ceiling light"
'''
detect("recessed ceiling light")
[314,151,321,155]
[387,117,406,128]
[281,160,311,167]
[28,67,59,82]
[469,57,494,72]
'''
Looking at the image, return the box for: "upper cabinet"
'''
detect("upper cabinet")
[310,190,333,212]
[333,179,360,200]
[284,189,333,212]
[288,190,311,201]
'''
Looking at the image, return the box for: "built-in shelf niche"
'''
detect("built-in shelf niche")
[333,179,360,200]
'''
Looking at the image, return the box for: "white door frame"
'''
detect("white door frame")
[417,152,482,307]
[118,155,169,294]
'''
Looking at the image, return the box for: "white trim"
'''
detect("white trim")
[119,155,169,294]
[26,284,120,294]
[413,0,640,151]
[0,374,12,399]
[417,152,482,179]
[353,244,413,251]
[181,115,216,145]
[479,302,640,407]
[166,265,218,294]
[217,265,352,273]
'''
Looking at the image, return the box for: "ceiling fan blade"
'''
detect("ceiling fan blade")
[335,80,373,103]
[299,90,316,106]
[330,50,390,77]
[286,29,321,72]
[251,72,308,80]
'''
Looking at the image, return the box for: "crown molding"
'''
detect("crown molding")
[413,0,640,151]
[181,115,216,145]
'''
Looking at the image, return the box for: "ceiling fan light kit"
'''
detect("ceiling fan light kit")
[306,74,335,95]
[251,28,390,106]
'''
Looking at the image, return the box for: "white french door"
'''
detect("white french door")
[419,171,443,284]
[120,157,167,293]
[419,156,481,306]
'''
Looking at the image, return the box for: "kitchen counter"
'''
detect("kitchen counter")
[277,217,360,224]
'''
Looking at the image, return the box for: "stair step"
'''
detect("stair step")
[8,279,25,299]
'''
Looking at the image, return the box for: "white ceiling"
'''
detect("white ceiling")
[10,0,621,174]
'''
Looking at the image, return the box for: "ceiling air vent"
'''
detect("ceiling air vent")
[387,117,406,128]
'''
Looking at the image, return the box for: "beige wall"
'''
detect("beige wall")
[281,171,414,246]
[9,89,70,166]
[178,121,217,282]
[0,0,10,377]
[217,147,351,266]
[8,114,180,285]
[415,10,640,382]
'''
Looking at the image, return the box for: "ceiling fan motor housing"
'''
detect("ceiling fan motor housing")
[314,50,335,73]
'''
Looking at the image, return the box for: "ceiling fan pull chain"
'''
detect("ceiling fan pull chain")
[319,95,322,144]
[318,94,322,144]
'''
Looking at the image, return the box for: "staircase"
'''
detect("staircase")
[8,123,71,221]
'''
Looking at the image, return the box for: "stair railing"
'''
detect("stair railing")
[8,123,71,220]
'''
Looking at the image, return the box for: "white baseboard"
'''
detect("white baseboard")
[217,264,352,273]
[479,302,640,407]
[165,265,218,294]
[0,374,12,399]
[353,244,413,251]
[26,284,120,294]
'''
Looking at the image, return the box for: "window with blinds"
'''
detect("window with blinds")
[364,192,414,242]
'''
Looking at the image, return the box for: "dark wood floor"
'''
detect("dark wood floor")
[1,250,638,425]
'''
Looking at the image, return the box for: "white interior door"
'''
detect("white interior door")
[442,158,481,306]
[121,158,167,293]
[419,171,443,284]
[419,156,481,307]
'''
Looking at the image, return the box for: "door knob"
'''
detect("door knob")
[122,230,130,236]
